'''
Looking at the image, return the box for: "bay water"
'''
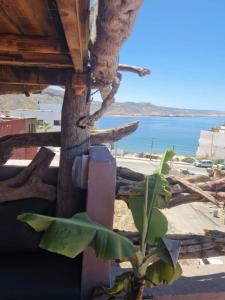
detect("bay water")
[99,116,225,156]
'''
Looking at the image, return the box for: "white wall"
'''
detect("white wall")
[10,109,61,132]
[39,103,62,111]
[196,130,225,159]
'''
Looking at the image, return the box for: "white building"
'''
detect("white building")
[10,103,62,132]
[10,103,99,131]
[196,125,225,159]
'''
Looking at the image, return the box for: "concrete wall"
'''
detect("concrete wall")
[196,130,225,159]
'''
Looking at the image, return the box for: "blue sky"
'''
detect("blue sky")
[108,0,225,111]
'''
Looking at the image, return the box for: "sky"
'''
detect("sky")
[104,0,225,111]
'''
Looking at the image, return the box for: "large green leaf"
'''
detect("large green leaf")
[129,195,168,243]
[17,212,138,260]
[128,149,174,245]
[146,261,182,288]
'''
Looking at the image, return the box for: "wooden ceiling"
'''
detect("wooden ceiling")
[0,0,89,93]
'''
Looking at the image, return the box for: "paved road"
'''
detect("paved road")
[116,157,208,175]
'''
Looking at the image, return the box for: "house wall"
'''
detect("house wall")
[0,118,37,160]
[196,130,225,159]
[10,109,61,132]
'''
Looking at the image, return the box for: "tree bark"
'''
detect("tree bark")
[0,147,56,202]
[57,74,90,217]
[116,230,225,260]
[0,122,138,165]
[91,0,144,87]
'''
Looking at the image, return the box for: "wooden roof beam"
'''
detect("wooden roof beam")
[56,0,88,72]
[0,66,74,86]
[0,34,68,55]
[0,53,73,68]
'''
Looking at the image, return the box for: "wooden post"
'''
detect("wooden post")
[57,73,90,217]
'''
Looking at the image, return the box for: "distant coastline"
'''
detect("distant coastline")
[102,114,225,118]
[1,87,225,118]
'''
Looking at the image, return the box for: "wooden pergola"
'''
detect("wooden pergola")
[0,1,146,299]
[0,1,225,300]
[0,0,148,217]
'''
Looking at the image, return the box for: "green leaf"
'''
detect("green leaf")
[129,194,168,243]
[156,238,181,268]
[128,149,174,246]
[105,271,133,296]
[17,212,138,260]
[146,261,182,288]
[157,149,175,175]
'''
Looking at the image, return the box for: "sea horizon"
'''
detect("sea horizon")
[99,116,225,156]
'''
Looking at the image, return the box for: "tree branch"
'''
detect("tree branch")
[167,193,207,208]
[79,73,122,127]
[0,122,138,165]
[91,0,144,87]
[0,147,56,202]
[169,176,218,205]
[118,64,150,77]
[115,230,225,260]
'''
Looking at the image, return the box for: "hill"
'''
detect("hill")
[0,87,224,117]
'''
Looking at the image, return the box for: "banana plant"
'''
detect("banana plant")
[18,149,182,300]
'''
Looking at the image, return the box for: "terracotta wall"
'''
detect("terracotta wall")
[0,118,37,160]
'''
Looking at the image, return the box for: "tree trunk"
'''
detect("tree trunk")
[57,73,90,217]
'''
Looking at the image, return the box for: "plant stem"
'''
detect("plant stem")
[132,279,145,300]
[141,177,149,256]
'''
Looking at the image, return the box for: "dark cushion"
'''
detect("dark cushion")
[0,198,55,253]
[0,251,81,300]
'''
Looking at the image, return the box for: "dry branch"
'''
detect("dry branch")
[116,230,225,259]
[0,147,56,202]
[198,177,225,192]
[0,122,138,165]
[78,73,122,126]
[186,174,210,183]
[118,64,150,77]
[170,176,218,205]
[167,193,207,208]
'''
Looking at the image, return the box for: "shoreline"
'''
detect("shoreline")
[102,114,225,118]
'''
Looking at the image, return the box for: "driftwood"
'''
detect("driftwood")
[169,176,218,205]
[91,0,144,87]
[167,193,207,208]
[86,1,149,126]
[198,177,225,192]
[78,72,122,126]
[116,230,225,260]
[0,147,56,202]
[116,167,225,207]
[186,174,210,183]
[118,64,150,77]
[0,122,138,165]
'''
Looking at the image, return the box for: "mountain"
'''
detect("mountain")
[0,87,224,117]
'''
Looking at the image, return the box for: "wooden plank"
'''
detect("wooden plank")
[0,0,59,36]
[56,0,89,71]
[0,52,73,68]
[0,7,20,34]
[0,66,73,85]
[0,84,46,95]
[0,34,68,54]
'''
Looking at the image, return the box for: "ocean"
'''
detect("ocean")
[99,116,225,156]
